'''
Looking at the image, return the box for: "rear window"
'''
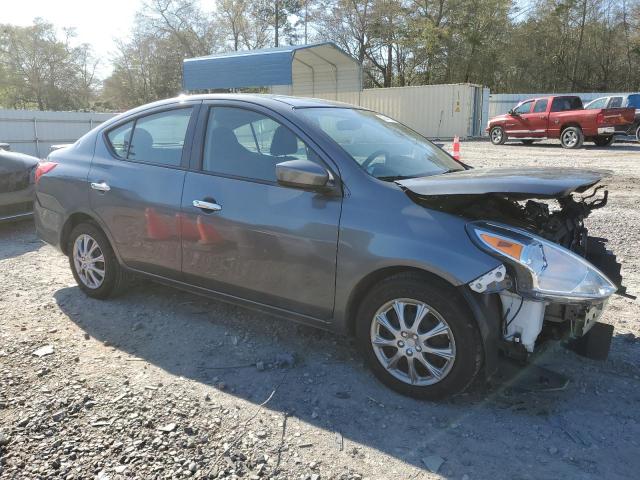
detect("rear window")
[551,97,583,112]
[626,94,640,109]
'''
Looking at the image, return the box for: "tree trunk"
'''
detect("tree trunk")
[570,0,587,90]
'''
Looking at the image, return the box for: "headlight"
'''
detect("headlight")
[467,222,616,302]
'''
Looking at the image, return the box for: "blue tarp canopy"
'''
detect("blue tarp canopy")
[182,42,361,95]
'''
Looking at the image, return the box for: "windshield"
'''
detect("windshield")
[297,107,464,180]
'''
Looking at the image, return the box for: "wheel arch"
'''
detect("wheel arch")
[344,265,502,379]
[60,211,116,259]
[560,122,582,133]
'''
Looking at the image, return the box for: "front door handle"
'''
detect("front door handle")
[90,181,110,192]
[193,199,222,212]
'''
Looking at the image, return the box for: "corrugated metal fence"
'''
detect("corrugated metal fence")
[0,109,115,158]
[488,92,629,118]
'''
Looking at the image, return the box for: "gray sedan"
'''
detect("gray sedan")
[0,150,39,222]
[34,95,620,399]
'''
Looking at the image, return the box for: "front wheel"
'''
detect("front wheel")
[68,222,129,299]
[560,126,584,149]
[490,126,507,145]
[593,136,615,147]
[355,273,483,400]
[635,125,640,142]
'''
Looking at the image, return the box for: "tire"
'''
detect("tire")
[521,140,535,145]
[490,126,507,145]
[67,222,129,299]
[355,273,483,400]
[560,126,584,149]
[635,125,640,143]
[593,136,615,147]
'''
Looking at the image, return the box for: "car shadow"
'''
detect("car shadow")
[0,218,42,261]
[51,279,614,478]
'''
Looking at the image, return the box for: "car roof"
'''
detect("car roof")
[145,93,354,109]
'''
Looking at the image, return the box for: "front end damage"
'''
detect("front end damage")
[400,168,626,364]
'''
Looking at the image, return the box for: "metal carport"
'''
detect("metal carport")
[182,42,362,101]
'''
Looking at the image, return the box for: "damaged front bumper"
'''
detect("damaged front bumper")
[470,262,614,361]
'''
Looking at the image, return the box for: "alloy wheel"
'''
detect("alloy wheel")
[73,234,105,289]
[491,128,503,144]
[369,298,456,386]
[562,129,578,147]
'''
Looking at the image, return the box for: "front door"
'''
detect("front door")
[89,103,198,277]
[505,100,534,137]
[181,103,342,320]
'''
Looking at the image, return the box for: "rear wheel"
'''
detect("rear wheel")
[635,125,640,142]
[560,126,584,149]
[68,222,128,299]
[593,136,615,147]
[355,273,483,400]
[490,126,507,145]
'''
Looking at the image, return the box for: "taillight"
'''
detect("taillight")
[35,162,58,184]
[596,112,605,124]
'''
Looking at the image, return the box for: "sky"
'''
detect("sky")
[2,0,146,76]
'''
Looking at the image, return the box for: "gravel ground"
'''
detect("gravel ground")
[1,140,639,480]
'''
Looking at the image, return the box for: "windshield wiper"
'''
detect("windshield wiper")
[378,175,417,181]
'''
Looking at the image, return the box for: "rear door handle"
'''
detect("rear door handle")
[90,181,110,192]
[193,200,222,212]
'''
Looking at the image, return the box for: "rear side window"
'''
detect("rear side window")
[532,100,548,113]
[551,97,583,112]
[106,107,193,166]
[128,108,193,166]
[107,121,134,158]
[609,97,623,108]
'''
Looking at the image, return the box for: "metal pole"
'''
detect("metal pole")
[33,117,40,158]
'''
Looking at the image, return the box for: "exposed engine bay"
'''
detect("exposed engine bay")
[400,169,626,360]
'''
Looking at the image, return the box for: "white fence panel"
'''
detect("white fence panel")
[0,109,116,158]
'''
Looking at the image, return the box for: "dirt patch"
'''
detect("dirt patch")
[1,141,639,479]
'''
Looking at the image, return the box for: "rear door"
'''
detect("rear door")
[521,99,549,137]
[89,102,199,277]
[180,101,342,320]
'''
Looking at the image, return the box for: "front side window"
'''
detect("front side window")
[298,107,464,180]
[513,101,533,115]
[202,107,319,182]
[585,97,607,109]
[533,100,548,113]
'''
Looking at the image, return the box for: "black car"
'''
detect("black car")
[585,94,640,141]
[0,150,39,222]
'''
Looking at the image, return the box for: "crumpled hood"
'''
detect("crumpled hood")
[396,167,610,199]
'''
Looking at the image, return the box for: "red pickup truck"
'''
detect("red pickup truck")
[487,95,635,148]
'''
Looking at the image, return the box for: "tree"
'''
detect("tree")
[0,19,100,110]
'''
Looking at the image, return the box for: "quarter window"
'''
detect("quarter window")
[106,121,134,158]
[202,107,320,182]
[106,108,193,166]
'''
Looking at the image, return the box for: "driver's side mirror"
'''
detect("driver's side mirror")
[508,108,516,116]
[276,159,331,190]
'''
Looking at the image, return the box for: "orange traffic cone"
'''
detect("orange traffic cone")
[452,136,461,161]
